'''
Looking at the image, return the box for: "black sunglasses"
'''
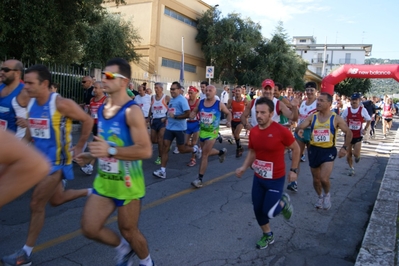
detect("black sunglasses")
[0,67,18,73]
[82,81,87,84]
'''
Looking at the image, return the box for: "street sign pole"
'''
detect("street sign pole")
[206,66,214,85]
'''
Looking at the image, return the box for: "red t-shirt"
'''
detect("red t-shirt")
[249,122,295,179]
[89,96,107,124]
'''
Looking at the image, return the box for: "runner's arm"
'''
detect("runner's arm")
[240,100,252,127]
[220,102,232,125]
[57,97,93,152]
[280,101,298,122]
[0,130,50,208]
[336,115,352,148]
[241,148,256,170]
[295,115,312,132]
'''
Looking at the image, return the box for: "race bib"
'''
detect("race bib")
[29,118,50,139]
[313,129,330,143]
[200,112,213,125]
[252,159,273,179]
[233,112,242,120]
[168,108,176,116]
[0,119,7,130]
[99,157,119,174]
[349,121,361,130]
[91,112,98,119]
[153,106,163,114]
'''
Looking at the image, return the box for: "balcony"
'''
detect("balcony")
[311,59,328,64]
[339,58,356,64]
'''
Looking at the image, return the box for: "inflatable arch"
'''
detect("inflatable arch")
[321,64,399,95]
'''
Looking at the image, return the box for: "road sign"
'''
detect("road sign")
[206,66,214,78]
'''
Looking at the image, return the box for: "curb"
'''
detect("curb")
[355,128,399,266]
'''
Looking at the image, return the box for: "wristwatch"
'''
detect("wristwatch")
[108,147,117,157]
[341,146,347,150]
[290,168,298,174]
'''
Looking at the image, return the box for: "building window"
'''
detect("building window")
[161,58,196,73]
[164,7,197,27]
[299,39,306,43]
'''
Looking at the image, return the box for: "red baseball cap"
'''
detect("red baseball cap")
[262,79,275,88]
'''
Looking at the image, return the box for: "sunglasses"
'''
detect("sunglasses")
[170,88,176,91]
[306,89,315,92]
[102,71,128,80]
[0,67,18,73]
[81,81,87,84]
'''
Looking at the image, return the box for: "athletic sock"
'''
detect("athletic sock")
[235,139,241,149]
[218,150,225,156]
[199,174,204,181]
[139,255,153,266]
[23,245,34,256]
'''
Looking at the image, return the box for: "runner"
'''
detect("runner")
[296,92,352,210]
[0,130,50,208]
[189,85,232,188]
[235,97,300,249]
[81,81,108,175]
[77,58,155,266]
[134,85,152,126]
[227,86,248,157]
[340,93,371,176]
[149,83,170,165]
[1,64,93,266]
[381,97,395,139]
[0,59,30,139]
[185,86,201,167]
[287,81,318,192]
[153,82,201,179]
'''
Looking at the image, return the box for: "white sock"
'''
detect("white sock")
[87,188,93,196]
[193,145,198,153]
[161,167,166,172]
[139,255,153,266]
[114,238,130,255]
[23,245,34,256]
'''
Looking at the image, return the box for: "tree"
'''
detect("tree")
[196,9,264,84]
[273,20,290,43]
[0,0,132,65]
[334,78,372,97]
[82,13,141,68]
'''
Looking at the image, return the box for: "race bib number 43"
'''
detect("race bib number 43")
[313,129,330,143]
[29,118,50,139]
[252,159,273,179]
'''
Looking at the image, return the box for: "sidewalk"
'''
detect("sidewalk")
[355,127,399,266]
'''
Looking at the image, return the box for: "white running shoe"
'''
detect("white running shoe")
[194,145,202,159]
[173,147,180,154]
[191,178,203,188]
[153,169,166,179]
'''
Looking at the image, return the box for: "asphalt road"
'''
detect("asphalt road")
[0,120,397,266]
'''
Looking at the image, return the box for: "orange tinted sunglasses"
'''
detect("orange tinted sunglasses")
[102,71,128,80]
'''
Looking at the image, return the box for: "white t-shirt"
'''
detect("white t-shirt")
[220,90,229,104]
[134,94,151,117]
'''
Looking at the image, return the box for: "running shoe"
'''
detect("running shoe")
[228,138,235,145]
[153,169,166,179]
[314,195,324,209]
[217,133,223,143]
[286,181,298,192]
[236,147,243,158]
[300,154,306,162]
[323,193,331,210]
[280,193,293,220]
[348,167,355,176]
[173,147,180,154]
[115,249,136,266]
[194,145,202,159]
[139,260,155,266]
[154,157,161,165]
[219,148,227,163]
[355,156,360,163]
[191,178,203,188]
[256,233,274,249]
[187,158,196,167]
[80,164,93,175]
[1,249,32,266]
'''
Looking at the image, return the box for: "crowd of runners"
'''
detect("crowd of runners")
[0,58,396,265]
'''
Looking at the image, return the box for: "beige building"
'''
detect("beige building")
[104,0,211,89]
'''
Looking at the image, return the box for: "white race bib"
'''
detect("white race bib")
[252,159,273,179]
[29,118,50,139]
[200,112,213,125]
[168,108,176,116]
[349,121,361,130]
[233,112,242,120]
[313,129,330,143]
[99,157,119,174]
[0,119,7,130]
[91,112,98,119]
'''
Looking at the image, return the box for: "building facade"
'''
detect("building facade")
[103,0,211,88]
[291,36,373,77]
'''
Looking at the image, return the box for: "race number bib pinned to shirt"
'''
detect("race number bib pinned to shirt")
[200,112,213,125]
[349,121,361,130]
[313,129,330,143]
[29,118,50,139]
[0,119,7,130]
[153,106,163,114]
[99,157,119,174]
[233,112,243,120]
[252,159,273,179]
[168,108,176,116]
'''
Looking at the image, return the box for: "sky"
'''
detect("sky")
[204,0,399,59]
